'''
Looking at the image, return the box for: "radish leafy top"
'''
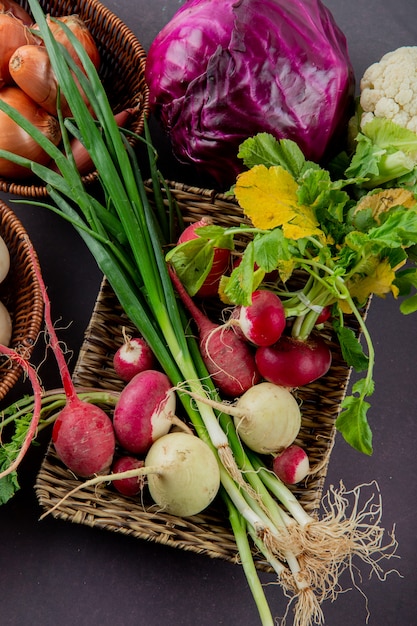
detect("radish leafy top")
[167,132,417,455]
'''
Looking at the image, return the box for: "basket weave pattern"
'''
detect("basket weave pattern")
[35,182,360,570]
[0,200,44,401]
[0,0,149,197]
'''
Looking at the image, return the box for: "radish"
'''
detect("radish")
[27,247,116,478]
[272,444,310,485]
[315,305,331,326]
[169,266,260,396]
[178,381,301,455]
[112,456,145,496]
[255,334,332,388]
[113,327,155,382]
[113,369,176,454]
[178,217,231,297]
[233,382,301,454]
[44,431,221,519]
[145,431,220,516]
[235,290,286,347]
[0,299,12,346]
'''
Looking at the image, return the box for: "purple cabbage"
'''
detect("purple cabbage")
[146,0,355,187]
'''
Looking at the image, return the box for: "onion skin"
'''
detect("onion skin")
[34,14,100,71]
[9,44,93,117]
[0,0,33,25]
[0,13,37,88]
[0,87,61,179]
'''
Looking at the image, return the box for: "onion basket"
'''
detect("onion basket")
[35,181,362,571]
[0,200,44,401]
[0,0,149,198]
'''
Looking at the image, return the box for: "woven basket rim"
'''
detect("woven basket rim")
[0,200,44,401]
[0,0,149,198]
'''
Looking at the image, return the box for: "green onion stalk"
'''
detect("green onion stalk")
[0,2,398,624]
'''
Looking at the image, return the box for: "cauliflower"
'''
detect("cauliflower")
[360,46,417,133]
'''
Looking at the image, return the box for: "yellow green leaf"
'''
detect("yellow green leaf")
[347,258,404,305]
[234,164,324,240]
[354,188,416,222]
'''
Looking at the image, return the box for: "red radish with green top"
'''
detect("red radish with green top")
[113,369,176,454]
[178,217,231,297]
[169,266,260,396]
[235,290,286,347]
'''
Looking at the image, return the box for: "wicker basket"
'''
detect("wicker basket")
[0,0,149,197]
[0,200,44,401]
[35,182,360,571]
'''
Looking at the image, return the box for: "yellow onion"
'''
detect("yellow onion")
[0,86,61,179]
[34,14,100,71]
[9,44,94,117]
[0,12,38,87]
[0,0,33,25]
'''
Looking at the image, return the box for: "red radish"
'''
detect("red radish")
[112,456,145,496]
[178,217,230,297]
[272,444,310,485]
[235,290,286,347]
[27,246,116,478]
[255,334,332,388]
[315,305,331,325]
[113,327,155,382]
[52,402,116,478]
[113,369,176,454]
[169,266,260,397]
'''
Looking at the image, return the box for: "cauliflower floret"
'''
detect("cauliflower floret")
[359,46,417,132]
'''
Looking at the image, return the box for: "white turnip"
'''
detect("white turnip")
[255,334,332,388]
[0,234,10,283]
[178,381,301,455]
[233,382,301,454]
[0,300,12,346]
[113,369,176,454]
[113,327,155,382]
[145,431,220,516]
[272,444,310,485]
[169,266,260,396]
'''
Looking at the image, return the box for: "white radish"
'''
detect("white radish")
[0,299,12,345]
[0,235,10,283]
[272,444,310,485]
[233,382,301,454]
[145,431,220,516]
[113,369,176,454]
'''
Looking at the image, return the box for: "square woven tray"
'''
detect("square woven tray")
[35,182,360,572]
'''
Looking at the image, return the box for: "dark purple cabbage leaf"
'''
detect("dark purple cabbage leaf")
[145,0,355,187]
